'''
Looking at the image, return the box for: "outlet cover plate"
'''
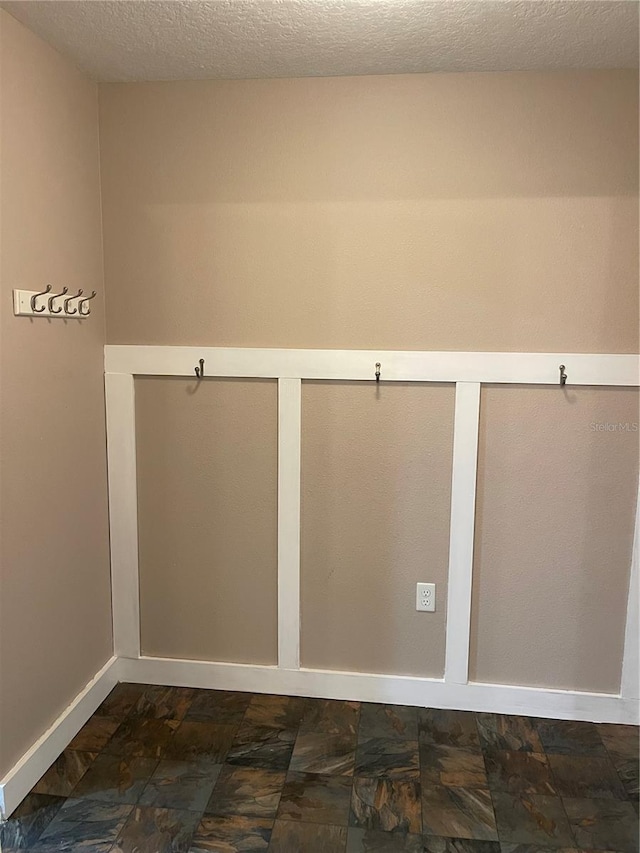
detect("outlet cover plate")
[416,582,436,612]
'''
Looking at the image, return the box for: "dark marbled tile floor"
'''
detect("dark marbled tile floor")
[0,684,638,852]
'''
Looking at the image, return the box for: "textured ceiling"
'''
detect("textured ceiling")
[3,0,638,82]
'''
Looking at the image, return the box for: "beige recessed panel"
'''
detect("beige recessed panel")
[301,381,455,677]
[470,385,639,693]
[136,377,278,664]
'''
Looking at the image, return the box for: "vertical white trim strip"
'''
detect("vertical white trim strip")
[621,480,640,699]
[278,378,302,670]
[445,382,482,685]
[105,373,141,658]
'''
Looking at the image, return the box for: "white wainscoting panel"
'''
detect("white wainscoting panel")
[102,347,638,731]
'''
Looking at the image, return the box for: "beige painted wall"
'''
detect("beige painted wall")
[471,385,639,693]
[99,71,638,353]
[136,378,278,664]
[301,382,454,677]
[100,70,638,692]
[0,11,112,776]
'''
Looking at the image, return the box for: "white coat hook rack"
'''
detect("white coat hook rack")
[13,287,97,318]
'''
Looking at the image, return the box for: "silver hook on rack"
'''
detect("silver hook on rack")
[64,289,84,315]
[31,285,52,313]
[78,291,97,316]
[375,362,381,383]
[195,358,205,378]
[559,364,567,386]
[48,287,68,315]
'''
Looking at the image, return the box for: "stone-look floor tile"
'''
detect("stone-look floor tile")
[597,724,639,761]
[32,801,132,853]
[139,759,222,811]
[534,721,606,757]
[242,694,307,729]
[33,749,98,797]
[71,754,159,804]
[356,738,420,780]
[597,724,640,803]
[423,839,502,853]
[31,824,119,852]
[347,826,425,851]
[359,705,419,742]
[301,700,361,736]
[267,818,347,852]
[111,805,201,852]
[484,752,555,796]
[131,686,195,721]
[290,731,357,776]
[163,721,237,764]
[421,746,488,789]
[499,846,589,853]
[226,724,297,771]
[206,765,286,818]
[57,798,135,823]
[277,771,353,825]
[419,711,480,751]
[563,796,639,852]
[95,683,145,720]
[422,786,497,841]
[190,814,273,851]
[491,792,574,847]
[613,758,640,804]
[351,778,422,834]
[547,755,627,800]
[476,716,543,754]
[0,793,65,851]
[68,716,120,752]
[104,717,181,758]
[185,690,252,724]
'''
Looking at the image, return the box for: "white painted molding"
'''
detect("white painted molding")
[105,346,640,387]
[445,383,481,685]
[119,656,639,725]
[100,344,639,735]
[105,373,141,658]
[278,378,302,670]
[621,482,640,700]
[0,657,120,820]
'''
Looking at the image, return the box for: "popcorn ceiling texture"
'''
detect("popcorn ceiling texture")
[2,0,638,82]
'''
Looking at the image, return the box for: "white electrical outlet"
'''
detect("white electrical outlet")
[416,583,436,612]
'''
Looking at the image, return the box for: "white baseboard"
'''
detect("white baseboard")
[0,656,120,821]
[1,653,636,820]
[120,656,640,726]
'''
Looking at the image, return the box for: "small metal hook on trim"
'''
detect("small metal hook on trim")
[78,291,97,316]
[48,287,68,314]
[64,289,84,315]
[31,285,52,313]
[195,358,205,378]
[559,364,567,386]
[375,362,381,383]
